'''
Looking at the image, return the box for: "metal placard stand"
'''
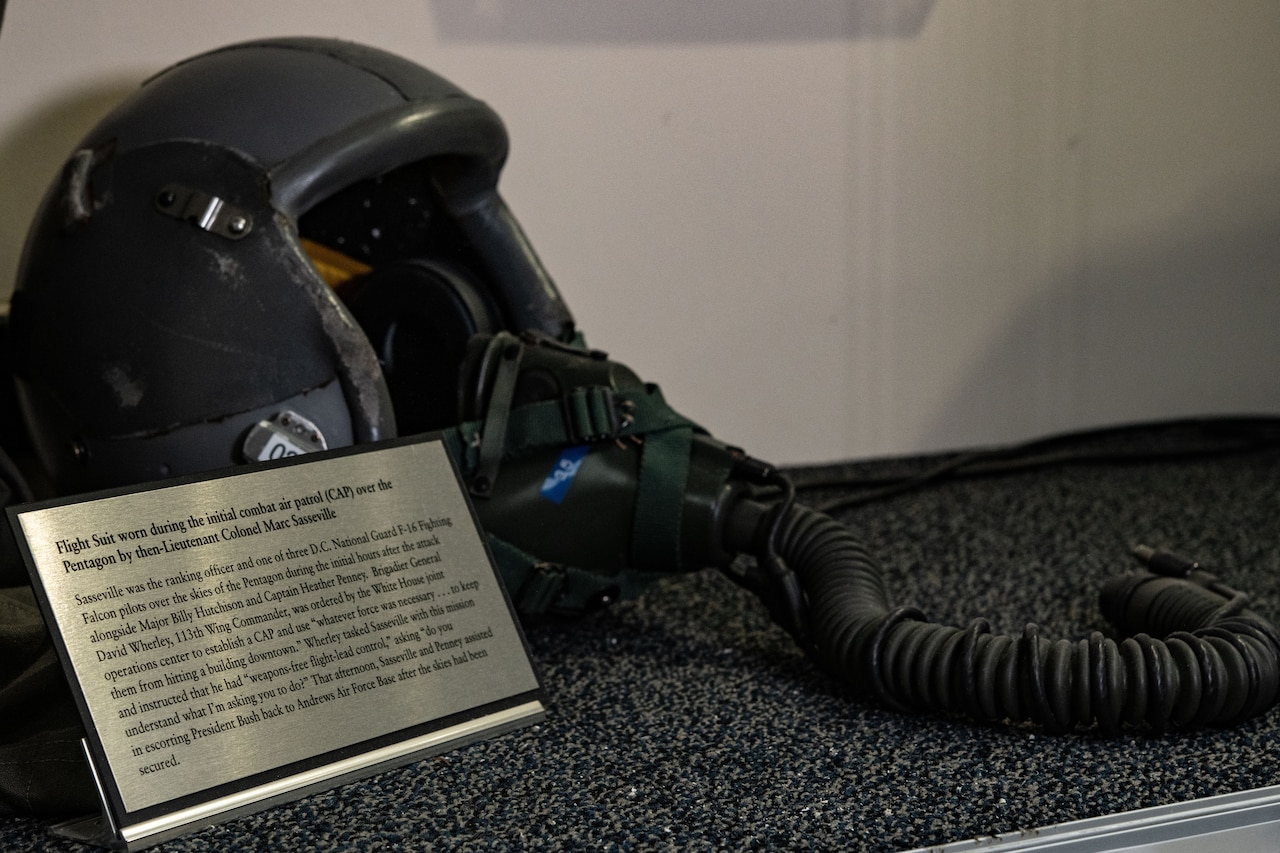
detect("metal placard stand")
[9,436,544,850]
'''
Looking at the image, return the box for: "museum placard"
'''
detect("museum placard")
[8,436,543,850]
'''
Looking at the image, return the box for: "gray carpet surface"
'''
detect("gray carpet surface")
[3,422,1279,851]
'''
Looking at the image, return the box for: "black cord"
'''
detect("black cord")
[792,416,1280,514]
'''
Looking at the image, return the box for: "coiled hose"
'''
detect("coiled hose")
[775,502,1280,732]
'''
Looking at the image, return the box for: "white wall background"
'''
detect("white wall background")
[1,1,1278,465]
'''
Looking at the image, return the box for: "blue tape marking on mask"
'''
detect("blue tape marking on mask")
[540,445,590,504]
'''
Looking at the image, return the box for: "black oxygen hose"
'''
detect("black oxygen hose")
[768,501,1280,732]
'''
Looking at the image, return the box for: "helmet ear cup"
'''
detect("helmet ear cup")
[343,259,501,435]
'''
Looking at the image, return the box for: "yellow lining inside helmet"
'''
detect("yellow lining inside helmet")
[300,238,371,289]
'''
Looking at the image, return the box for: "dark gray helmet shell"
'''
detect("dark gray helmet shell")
[10,38,574,493]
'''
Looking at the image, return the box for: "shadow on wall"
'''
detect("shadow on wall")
[924,173,1280,451]
[0,80,138,290]
[429,0,934,43]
